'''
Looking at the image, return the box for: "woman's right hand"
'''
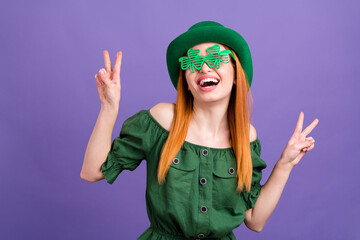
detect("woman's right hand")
[95,50,122,111]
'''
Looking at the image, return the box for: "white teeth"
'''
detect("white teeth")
[199,78,219,86]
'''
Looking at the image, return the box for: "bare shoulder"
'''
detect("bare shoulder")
[250,124,257,142]
[149,102,175,131]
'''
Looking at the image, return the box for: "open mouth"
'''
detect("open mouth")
[198,78,220,88]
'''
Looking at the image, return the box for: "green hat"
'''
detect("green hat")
[166,21,253,90]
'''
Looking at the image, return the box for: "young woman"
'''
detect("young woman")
[80,21,319,239]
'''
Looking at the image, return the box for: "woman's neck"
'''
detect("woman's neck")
[190,98,230,139]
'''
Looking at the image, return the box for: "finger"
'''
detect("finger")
[294,112,304,135]
[103,50,112,73]
[95,73,103,86]
[113,51,123,77]
[302,118,319,137]
[303,143,315,152]
[98,68,111,87]
[95,73,105,86]
[309,143,315,150]
[295,138,314,151]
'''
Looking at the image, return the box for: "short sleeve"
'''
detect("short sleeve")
[242,138,267,210]
[101,110,151,184]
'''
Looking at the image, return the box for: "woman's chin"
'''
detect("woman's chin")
[192,94,230,105]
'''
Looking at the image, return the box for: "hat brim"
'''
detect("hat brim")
[166,25,253,90]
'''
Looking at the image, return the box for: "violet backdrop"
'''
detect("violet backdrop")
[1,0,359,239]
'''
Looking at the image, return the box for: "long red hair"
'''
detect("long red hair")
[157,48,253,193]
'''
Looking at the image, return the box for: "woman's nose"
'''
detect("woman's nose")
[199,61,213,73]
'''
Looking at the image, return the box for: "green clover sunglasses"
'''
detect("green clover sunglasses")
[179,44,235,73]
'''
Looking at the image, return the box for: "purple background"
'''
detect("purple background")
[1,0,359,239]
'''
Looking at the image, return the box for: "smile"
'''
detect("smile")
[196,76,220,92]
[198,78,219,88]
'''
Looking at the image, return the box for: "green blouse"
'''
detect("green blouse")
[101,109,267,240]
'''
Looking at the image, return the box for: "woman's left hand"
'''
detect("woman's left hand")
[279,112,319,169]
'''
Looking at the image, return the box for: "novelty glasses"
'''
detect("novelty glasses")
[179,44,235,73]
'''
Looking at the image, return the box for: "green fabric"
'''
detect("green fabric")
[166,21,253,90]
[102,110,267,240]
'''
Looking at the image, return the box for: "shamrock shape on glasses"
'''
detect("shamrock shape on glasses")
[179,44,235,73]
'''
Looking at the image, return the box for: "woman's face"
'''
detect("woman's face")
[184,42,235,104]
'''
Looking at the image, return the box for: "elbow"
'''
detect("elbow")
[80,169,103,182]
[245,221,264,233]
[250,222,265,233]
[244,207,266,233]
[251,225,264,233]
[80,170,93,182]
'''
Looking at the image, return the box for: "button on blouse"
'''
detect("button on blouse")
[198,233,205,238]
[173,158,180,164]
[202,149,208,156]
[101,110,267,240]
[201,206,208,213]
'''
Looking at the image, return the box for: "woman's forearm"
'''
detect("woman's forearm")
[80,105,118,182]
[247,160,293,231]
[245,113,318,232]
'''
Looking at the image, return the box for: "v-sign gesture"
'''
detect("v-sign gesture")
[245,112,319,230]
[95,50,122,111]
[279,112,319,169]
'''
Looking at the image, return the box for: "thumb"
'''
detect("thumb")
[292,151,306,166]
[296,139,313,151]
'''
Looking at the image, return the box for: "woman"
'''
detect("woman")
[80,21,319,239]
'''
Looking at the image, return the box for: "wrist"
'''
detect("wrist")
[101,104,119,114]
[275,159,294,173]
